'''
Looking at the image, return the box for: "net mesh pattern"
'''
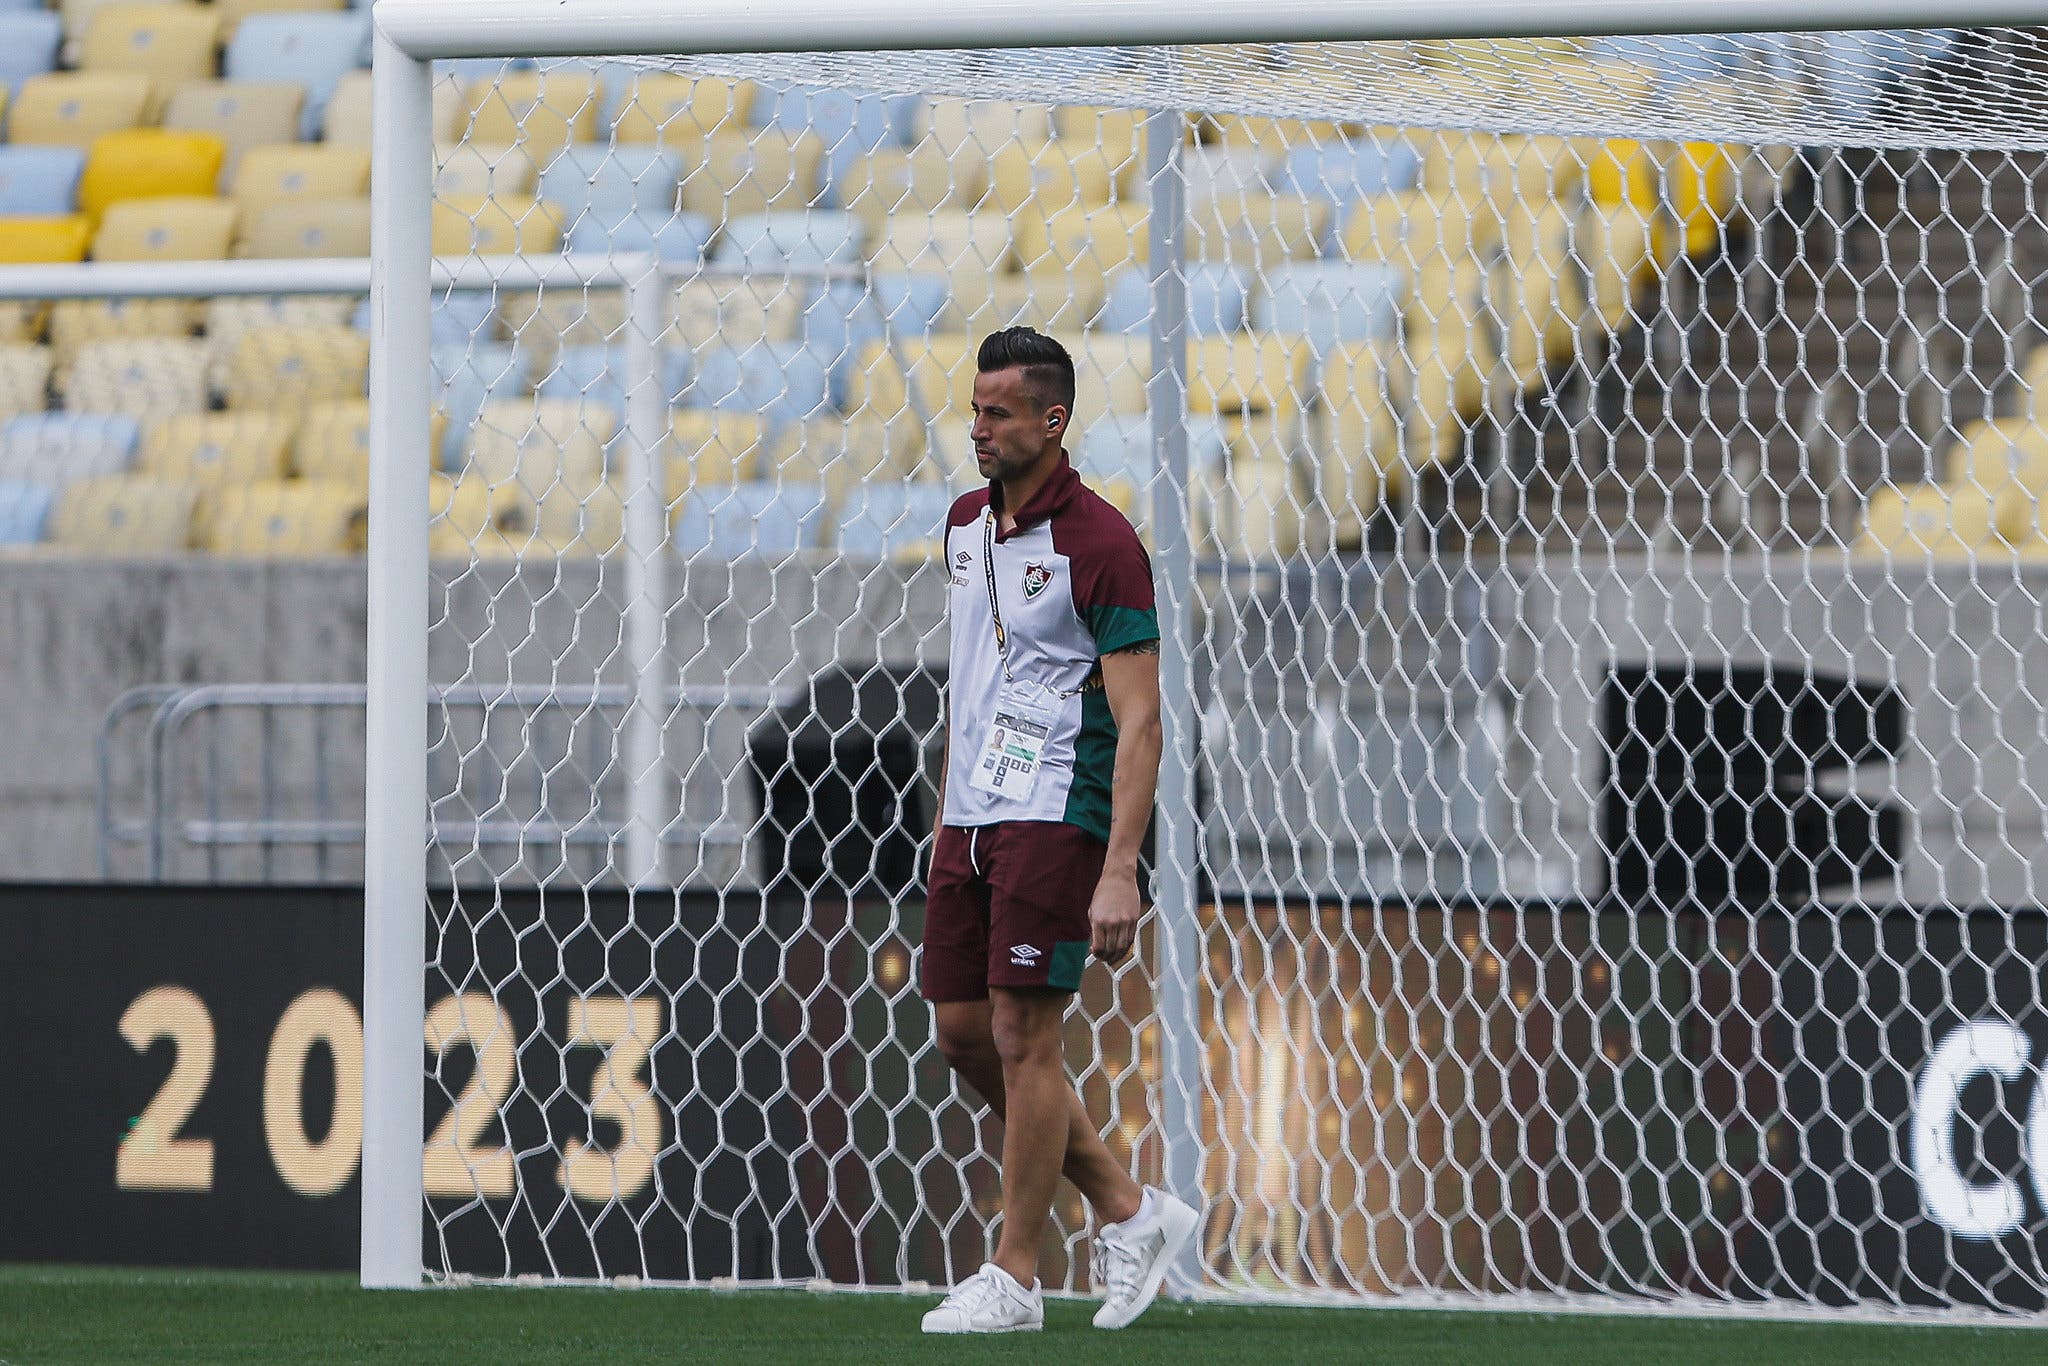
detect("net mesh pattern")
[401,25,2048,1320]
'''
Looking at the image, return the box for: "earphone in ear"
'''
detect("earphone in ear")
[1047,415,1061,429]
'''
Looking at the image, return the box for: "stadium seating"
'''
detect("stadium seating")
[671,480,827,559]
[536,143,682,221]
[1095,262,1249,337]
[0,11,62,96]
[608,70,756,145]
[214,0,348,41]
[298,398,448,489]
[432,196,564,256]
[1250,260,1405,357]
[228,145,372,211]
[834,143,970,242]
[0,411,139,483]
[77,129,225,224]
[563,208,709,263]
[1859,483,2000,558]
[920,98,1053,165]
[61,337,210,419]
[834,480,954,561]
[1074,411,1230,486]
[435,142,538,201]
[670,276,802,351]
[464,396,615,495]
[428,470,530,559]
[162,82,306,174]
[714,210,862,273]
[0,214,91,264]
[202,477,364,555]
[986,137,1121,216]
[532,478,624,556]
[494,289,621,355]
[10,71,152,147]
[78,5,219,94]
[0,479,53,542]
[666,408,764,491]
[434,342,530,466]
[325,68,466,147]
[463,70,601,167]
[91,195,237,260]
[0,343,52,423]
[206,293,357,385]
[1315,340,1401,535]
[1277,135,1423,212]
[139,410,296,488]
[237,198,371,258]
[535,341,691,412]
[0,147,84,216]
[48,298,194,369]
[221,327,370,412]
[224,12,371,140]
[420,290,499,348]
[685,339,831,430]
[757,84,917,199]
[675,128,821,221]
[46,474,196,551]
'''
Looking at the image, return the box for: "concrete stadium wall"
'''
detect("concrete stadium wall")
[3,553,2046,907]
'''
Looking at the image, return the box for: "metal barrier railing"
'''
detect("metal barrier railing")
[98,681,781,884]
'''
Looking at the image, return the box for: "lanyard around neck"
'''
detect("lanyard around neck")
[981,508,1085,699]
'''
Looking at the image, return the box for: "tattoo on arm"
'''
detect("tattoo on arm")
[1108,640,1161,657]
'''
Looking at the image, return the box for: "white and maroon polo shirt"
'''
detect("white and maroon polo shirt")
[941,456,1158,842]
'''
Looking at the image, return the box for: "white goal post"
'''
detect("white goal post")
[364,0,2048,1325]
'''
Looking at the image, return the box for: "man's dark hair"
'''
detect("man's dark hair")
[976,327,1077,418]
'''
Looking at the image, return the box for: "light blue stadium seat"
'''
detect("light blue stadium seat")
[1075,412,1229,486]
[1586,34,1751,82]
[1251,261,1404,358]
[0,147,84,216]
[536,343,691,411]
[226,13,373,140]
[835,480,954,560]
[1277,136,1420,217]
[754,85,917,202]
[1804,30,1963,119]
[0,414,141,485]
[713,211,863,273]
[0,480,52,543]
[802,275,952,407]
[0,11,60,95]
[433,342,528,468]
[360,293,501,348]
[538,144,685,223]
[1095,263,1247,337]
[565,210,712,264]
[672,480,827,559]
[683,340,832,429]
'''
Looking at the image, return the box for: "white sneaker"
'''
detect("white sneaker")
[1092,1187,1201,1329]
[920,1262,1044,1334]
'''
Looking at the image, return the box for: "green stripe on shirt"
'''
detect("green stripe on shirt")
[1087,603,1159,654]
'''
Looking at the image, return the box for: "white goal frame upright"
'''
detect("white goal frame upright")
[362,0,2048,1310]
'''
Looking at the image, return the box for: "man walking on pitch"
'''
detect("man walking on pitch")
[919,327,1200,1334]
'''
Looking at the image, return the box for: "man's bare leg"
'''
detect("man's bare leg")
[982,987,1084,1287]
[936,999,1144,1226]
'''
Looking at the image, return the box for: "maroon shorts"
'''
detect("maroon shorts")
[920,820,1105,1001]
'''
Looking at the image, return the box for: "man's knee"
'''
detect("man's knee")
[933,1001,996,1073]
[988,989,1066,1071]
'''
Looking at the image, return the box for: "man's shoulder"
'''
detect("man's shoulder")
[1049,480,1146,560]
[946,487,991,530]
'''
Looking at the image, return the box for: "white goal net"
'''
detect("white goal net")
[368,7,2048,1321]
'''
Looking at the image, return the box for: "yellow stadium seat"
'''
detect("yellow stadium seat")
[866,209,1013,324]
[1050,105,1150,175]
[49,297,195,369]
[60,337,210,419]
[213,0,342,40]
[235,198,371,258]
[0,344,52,424]
[1208,456,1302,560]
[533,479,625,557]
[675,128,823,221]
[203,294,355,390]
[669,278,796,351]
[1201,113,1353,160]
[1012,200,1147,278]
[79,5,218,97]
[0,215,93,264]
[434,141,538,201]
[464,398,615,496]
[836,144,975,243]
[1577,201,1659,330]
[1497,208,1592,385]
[324,69,465,147]
[2015,344,2048,420]
[78,129,225,225]
[48,476,197,553]
[1858,483,2001,559]
[1057,332,1151,418]
[1189,334,1313,434]
[429,471,531,559]
[610,71,755,144]
[764,413,917,509]
[1190,191,1330,273]
[920,99,1053,162]
[1319,342,1402,529]
[140,411,296,488]
[1586,138,1733,260]
[1342,190,1502,272]
[92,196,237,261]
[462,71,599,168]
[432,195,563,257]
[987,138,1120,216]
[666,409,764,492]
[298,398,447,489]
[1945,418,2048,510]
[846,335,977,432]
[221,326,369,412]
[228,144,371,212]
[203,478,365,556]
[954,269,1102,339]
[10,72,153,148]
[162,82,306,175]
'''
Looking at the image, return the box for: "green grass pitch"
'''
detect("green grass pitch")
[4,1264,2046,1364]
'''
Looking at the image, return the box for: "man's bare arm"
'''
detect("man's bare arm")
[1088,642,1163,964]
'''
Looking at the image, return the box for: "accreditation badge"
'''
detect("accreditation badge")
[967,677,1060,800]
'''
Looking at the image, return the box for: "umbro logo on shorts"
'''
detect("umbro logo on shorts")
[1010,944,1042,967]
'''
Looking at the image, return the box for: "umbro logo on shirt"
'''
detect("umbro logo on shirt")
[956,550,972,567]
[1010,944,1042,967]
[1022,563,1052,599]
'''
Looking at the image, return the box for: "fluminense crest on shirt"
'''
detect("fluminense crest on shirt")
[1022,562,1052,599]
